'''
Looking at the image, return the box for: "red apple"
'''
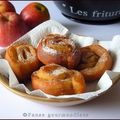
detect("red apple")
[0,1,16,13]
[20,2,50,29]
[0,12,29,47]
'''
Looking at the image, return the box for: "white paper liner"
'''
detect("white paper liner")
[0,20,120,100]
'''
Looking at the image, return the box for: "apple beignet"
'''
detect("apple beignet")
[78,44,113,81]
[37,34,81,69]
[5,43,41,83]
[31,64,86,96]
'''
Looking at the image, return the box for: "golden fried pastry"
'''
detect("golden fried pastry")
[78,44,113,81]
[31,64,86,96]
[5,43,41,83]
[37,34,81,69]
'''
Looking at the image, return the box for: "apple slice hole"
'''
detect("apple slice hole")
[22,49,28,60]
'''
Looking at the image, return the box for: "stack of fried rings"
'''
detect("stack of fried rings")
[5,34,113,96]
[37,34,112,82]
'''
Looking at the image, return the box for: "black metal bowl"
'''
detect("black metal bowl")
[54,0,120,24]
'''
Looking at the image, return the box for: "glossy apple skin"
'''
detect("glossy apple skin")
[0,12,29,47]
[0,1,16,13]
[20,2,50,29]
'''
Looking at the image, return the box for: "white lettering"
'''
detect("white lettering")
[65,5,120,18]
[69,6,88,16]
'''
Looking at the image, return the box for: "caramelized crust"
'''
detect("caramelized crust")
[78,44,113,81]
[37,34,81,69]
[45,34,73,53]
[31,64,86,96]
[5,43,41,83]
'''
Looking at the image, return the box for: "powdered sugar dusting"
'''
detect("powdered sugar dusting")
[52,68,67,76]
[41,37,58,55]
[41,34,76,55]
[43,46,58,55]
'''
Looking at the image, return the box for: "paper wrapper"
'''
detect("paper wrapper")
[0,20,120,100]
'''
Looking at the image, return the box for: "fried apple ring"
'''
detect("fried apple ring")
[31,64,86,96]
[5,43,41,83]
[78,44,113,81]
[37,34,81,69]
